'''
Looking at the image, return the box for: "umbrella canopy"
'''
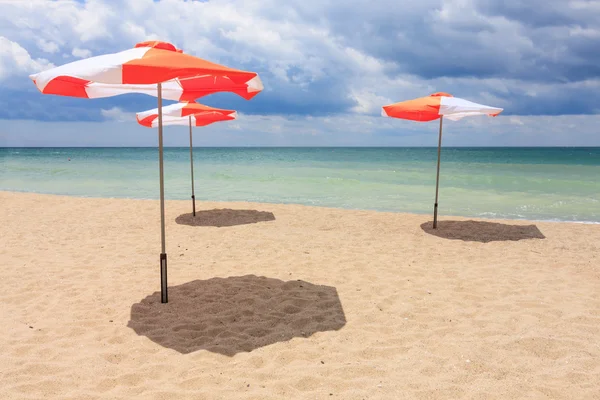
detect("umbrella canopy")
[156,112,237,127]
[382,92,502,122]
[136,101,236,126]
[134,40,183,52]
[30,41,262,101]
[30,40,259,95]
[29,74,262,102]
[30,40,262,304]
[382,93,503,228]
[137,104,237,128]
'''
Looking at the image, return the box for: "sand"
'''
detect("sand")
[1,191,599,399]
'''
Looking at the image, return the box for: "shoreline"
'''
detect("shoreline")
[2,190,598,225]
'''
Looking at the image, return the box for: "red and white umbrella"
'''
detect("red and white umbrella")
[30,74,262,102]
[381,92,502,122]
[382,92,503,228]
[136,101,236,126]
[159,112,237,127]
[30,40,262,303]
[30,41,259,93]
[139,111,237,128]
[137,102,237,216]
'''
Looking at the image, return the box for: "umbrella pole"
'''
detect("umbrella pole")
[189,116,196,217]
[157,83,168,303]
[433,116,443,229]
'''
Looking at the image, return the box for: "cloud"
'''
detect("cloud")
[349,90,394,115]
[0,0,598,147]
[101,107,135,122]
[0,36,54,81]
[36,38,59,54]
[509,117,524,126]
[326,0,600,83]
[71,47,92,58]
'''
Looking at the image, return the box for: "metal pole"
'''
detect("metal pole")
[189,115,196,217]
[433,116,443,229]
[158,83,168,303]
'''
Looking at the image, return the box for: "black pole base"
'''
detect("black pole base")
[191,194,196,217]
[160,253,168,303]
[433,203,439,229]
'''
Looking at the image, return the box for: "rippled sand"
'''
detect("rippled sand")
[2,191,599,399]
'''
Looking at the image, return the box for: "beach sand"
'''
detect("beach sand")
[1,191,599,399]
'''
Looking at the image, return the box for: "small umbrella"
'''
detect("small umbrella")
[382,92,503,228]
[30,40,261,303]
[137,102,237,216]
[136,101,236,124]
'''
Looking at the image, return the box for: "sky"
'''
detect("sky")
[0,0,599,147]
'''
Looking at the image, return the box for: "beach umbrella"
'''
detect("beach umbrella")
[29,41,262,101]
[381,92,503,228]
[137,102,237,216]
[31,74,262,102]
[30,41,262,303]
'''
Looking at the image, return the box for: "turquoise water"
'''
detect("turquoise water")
[1,147,599,222]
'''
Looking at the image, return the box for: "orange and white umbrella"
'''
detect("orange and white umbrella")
[137,102,237,216]
[29,74,262,102]
[30,41,262,101]
[382,93,503,228]
[138,110,237,128]
[136,101,236,126]
[381,92,502,121]
[30,40,263,304]
[30,41,259,94]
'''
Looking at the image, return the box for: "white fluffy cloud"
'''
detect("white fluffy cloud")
[0,36,54,80]
[36,38,59,54]
[71,47,92,59]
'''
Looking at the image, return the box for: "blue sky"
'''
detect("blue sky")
[1,0,599,146]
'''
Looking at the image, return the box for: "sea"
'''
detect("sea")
[1,147,599,223]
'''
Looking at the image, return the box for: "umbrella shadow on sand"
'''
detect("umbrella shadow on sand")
[127,275,346,356]
[420,220,546,243]
[175,209,275,228]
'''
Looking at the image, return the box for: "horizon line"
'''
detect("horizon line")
[2,145,600,149]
